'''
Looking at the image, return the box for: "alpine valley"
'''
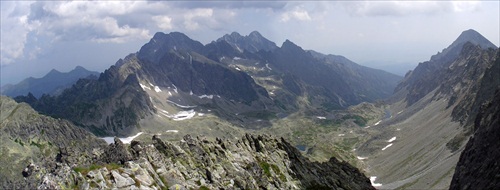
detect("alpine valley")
[2,29,499,189]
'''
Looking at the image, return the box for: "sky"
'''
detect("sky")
[1,1,499,86]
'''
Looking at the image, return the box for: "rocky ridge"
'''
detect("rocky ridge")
[35,134,373,190]
[449,50,500,189]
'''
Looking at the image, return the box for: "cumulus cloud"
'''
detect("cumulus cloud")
[1,1,33,65]
[153,15,173,30]
[171,1,287,10]
[281,6,312,22]
[343,1,482,17]
[26,1,152,43]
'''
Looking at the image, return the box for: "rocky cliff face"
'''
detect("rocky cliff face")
[449,50,500,190]
[449,89,500,189]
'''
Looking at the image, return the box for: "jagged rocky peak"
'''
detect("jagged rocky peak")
[138,31,204,64]
[217,31,277,53]
[431,29,497,62]
[281,39,303,51]
[453,29,497,49]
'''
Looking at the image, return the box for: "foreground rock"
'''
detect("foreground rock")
[34,134,373,189]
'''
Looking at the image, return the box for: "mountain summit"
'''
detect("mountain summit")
[217,31,277,53]
[431,29,497,62]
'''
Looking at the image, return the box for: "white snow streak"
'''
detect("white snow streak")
[102,132,144,145]
[198,95,214,99]
[387,137,397,143]
[370,176,382,187]
[172,110,196,121]
[357,156,368,160]
[140,84,151,91]
[317,116,326,120]
[381,143,393,151]
[265,63,272,70]
[165,130,179,133]
[166,100,197,108]
[374,120,382,126]
[154,86,162,92]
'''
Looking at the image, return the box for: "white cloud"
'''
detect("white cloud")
[281,6,311,22]
[343,1,482,17]
[184,8,214,30]
[0,1,33,65]
[153,15,173,30]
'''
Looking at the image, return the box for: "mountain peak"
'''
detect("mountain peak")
[46,69,62,76]
[138,31,205,64]
[451,29,497,50]
[73,66,88,72]
[217,31,277,53]
[281,39,301,51]
[430,29,496,62]
[249,31,263,38]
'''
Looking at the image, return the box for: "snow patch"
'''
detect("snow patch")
[387,137,397,143]
[316,116,326,120]
[396,128,401,131]
[165,130,179,133]
[233,57,242,60]
[381,143,393,151]
[154,86,162,92]
[357,156,368,160]
[397,110,403,115]
[166,100,197,108]
[198,113,205,116]
[235,67,241,71]
[364,125,371,129]
[190,91,193,95]
[172,110,196,121]
[374,120,381,126]
[198,95,214,99]
[235,46,243,53]
[338,134,345,137]
[370,176,382,187]
[265,63,272,70]
[102,132,144,145]
[172,84,178,93]
[140,84,151,91]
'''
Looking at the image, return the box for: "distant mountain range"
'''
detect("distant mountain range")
[15,31,401,136]
[1,66,99,98]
